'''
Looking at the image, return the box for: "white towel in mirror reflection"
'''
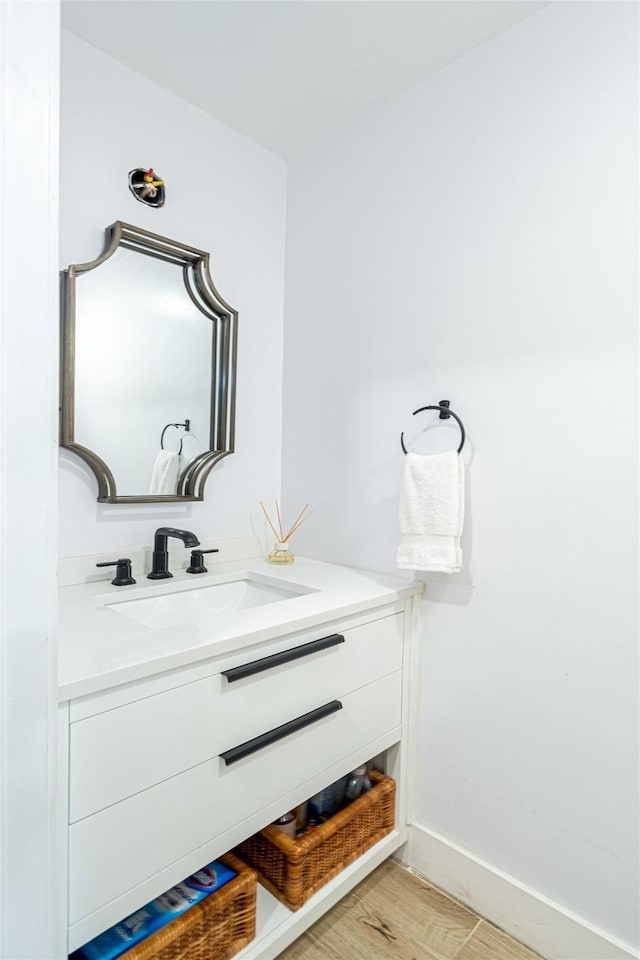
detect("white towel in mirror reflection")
[149,450,180,495]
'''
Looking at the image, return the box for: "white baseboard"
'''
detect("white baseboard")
[398,823,639,960]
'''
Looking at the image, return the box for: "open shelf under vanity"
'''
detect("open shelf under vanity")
[235,831,404,960]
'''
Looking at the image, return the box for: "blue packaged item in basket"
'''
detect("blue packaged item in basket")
[76,860,236,960]
[308,775,348,819]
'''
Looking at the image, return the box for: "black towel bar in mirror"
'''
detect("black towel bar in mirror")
[160,419,190,455]
[400,400,465,455]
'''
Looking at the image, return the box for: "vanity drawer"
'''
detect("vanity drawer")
[69,670,401,925]
[69,613,403,822]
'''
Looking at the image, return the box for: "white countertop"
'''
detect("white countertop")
[58,556,422,702]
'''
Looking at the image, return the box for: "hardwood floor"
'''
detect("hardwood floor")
[278,860,544,960]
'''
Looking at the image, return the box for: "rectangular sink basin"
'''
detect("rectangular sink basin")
[101,574,313,630]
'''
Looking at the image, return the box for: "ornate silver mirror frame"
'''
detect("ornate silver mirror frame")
[60,222,238,503]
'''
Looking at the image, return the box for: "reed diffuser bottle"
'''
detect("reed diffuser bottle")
[269,541,295,564]
[260,500,309,565]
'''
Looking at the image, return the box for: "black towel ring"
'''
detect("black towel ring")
[160,420,190,456]
[400,402,465,455]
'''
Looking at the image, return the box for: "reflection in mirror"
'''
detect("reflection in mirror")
[61,223,237,503]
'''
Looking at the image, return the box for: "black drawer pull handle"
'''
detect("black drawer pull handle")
[220,700,342,766]
[221,633,344,684]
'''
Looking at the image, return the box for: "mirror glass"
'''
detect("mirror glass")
[61,223,237,502]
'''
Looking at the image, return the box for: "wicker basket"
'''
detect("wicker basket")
[237,771,395,911]
[122,852,256,960]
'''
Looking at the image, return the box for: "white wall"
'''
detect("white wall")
[282,2,639,952]
[0,3,60,957]
[60,31,286,557]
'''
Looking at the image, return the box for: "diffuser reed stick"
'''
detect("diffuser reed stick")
[259,501,281,542]
[275,500,284,541]
[283,504,309,541]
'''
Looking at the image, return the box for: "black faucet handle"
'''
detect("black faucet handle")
[96,558,136,587]
[186,548,220,575]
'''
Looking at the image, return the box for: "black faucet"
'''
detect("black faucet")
[148,527,200,580]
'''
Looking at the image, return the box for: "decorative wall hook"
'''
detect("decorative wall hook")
[129,167,165,207]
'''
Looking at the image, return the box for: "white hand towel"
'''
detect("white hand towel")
[397,450,465,573]
[149,450,180,496]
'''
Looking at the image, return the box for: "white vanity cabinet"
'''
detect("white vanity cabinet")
[58,557,421,960]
